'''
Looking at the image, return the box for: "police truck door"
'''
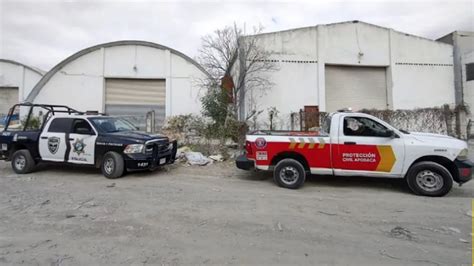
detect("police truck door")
[39,118,71,162]
[67,119,97,164]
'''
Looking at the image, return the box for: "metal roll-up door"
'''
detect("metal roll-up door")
[0,87,19,115]
[105,78,165,130]
[325,66,387,112]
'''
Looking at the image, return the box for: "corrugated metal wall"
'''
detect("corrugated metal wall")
[325,66,387,112]
[0,87,19,115]
[105,78,165,130]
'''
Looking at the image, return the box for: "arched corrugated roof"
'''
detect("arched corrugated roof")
[26,40,210,102]
[0,59,45,76]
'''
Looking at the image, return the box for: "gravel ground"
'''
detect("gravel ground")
[0,159,472,265]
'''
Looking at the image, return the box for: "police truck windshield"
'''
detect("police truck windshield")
[89,117,137,133]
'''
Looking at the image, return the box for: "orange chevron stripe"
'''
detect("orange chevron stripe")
[376,145,396,172]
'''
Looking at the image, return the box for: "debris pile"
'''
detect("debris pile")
[176,146,226,166]
[184,152,213,166]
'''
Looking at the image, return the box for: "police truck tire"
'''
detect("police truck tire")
[273,159,306,189]
[101,151,124,179]
[406,161,453,197]
[11,149,35,174]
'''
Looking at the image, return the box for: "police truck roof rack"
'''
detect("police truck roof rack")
[84,110,106,116]
[337,107,352,112]
[16,102,82,115]
[12,103,108,117]
[4,103,85,132]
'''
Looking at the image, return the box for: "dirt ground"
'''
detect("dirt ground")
[0,158,472,265]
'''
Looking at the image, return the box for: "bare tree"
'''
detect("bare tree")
[196,24,277,122]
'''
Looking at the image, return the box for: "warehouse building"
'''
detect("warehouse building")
[26,40,209,129]
[239,21,455,129]
[437,31,474,130]
[437,31,474,138]
[0,59,44,115]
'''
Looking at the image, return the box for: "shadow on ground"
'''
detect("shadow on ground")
[235,168,411,194]
[16,161,473,198]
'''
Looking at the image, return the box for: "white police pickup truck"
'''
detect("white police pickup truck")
[0,103,177,178]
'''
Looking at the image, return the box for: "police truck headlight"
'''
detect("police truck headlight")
[168,143,173,150]
[457,148,469,160]
[124,144,144,154]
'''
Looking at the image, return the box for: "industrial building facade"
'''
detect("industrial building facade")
[239,21,455,129]
[25,41,209,129]
[1,22,465,132]
[437,31,474,127]
[0,59,43,115]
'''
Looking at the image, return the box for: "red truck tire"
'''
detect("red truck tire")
[273,159,306,189]
[406,161,453,197]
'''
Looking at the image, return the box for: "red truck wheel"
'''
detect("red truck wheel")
[406,161,453,197]
[273,159,306,189]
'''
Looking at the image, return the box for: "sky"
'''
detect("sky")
[0,0,473,71]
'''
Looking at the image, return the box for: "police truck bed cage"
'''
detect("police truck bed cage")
[4,103,105,132]
[8,102,82,116]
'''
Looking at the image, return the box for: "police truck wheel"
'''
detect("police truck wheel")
[406,161,453,197]
[11,149,35,174]
[273,159,306,189]
[101,152,124,179]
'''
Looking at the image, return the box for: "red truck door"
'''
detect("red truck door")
[332,115,405,177]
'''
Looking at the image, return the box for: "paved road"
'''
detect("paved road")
[0,161,472,265]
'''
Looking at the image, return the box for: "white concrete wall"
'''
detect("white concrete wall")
[0,61,43,103]
[244,22,455,130]
[245,28,319,129]
[456,32,474,55]
[32,44,207,116]
[169,54,204,116]
[323,22,390,66]
[34,49,104,111]
[390,31,454,109]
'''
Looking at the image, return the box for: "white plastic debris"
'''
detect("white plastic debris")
[447,227,461,234]
[176,146,191,160]
[277,222,283,232]
[209,154,224,162]
[185,151,213,166]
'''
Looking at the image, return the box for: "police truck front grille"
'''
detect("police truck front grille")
[145,141,169,157]
[158,143,169,152]
[145,145,154,155]
[152,145,159,158]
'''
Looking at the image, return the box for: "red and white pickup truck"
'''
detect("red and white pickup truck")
[236,110,472,196]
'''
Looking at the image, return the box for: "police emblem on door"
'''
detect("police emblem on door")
[72,139,86,155]
[48,137,60,154]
